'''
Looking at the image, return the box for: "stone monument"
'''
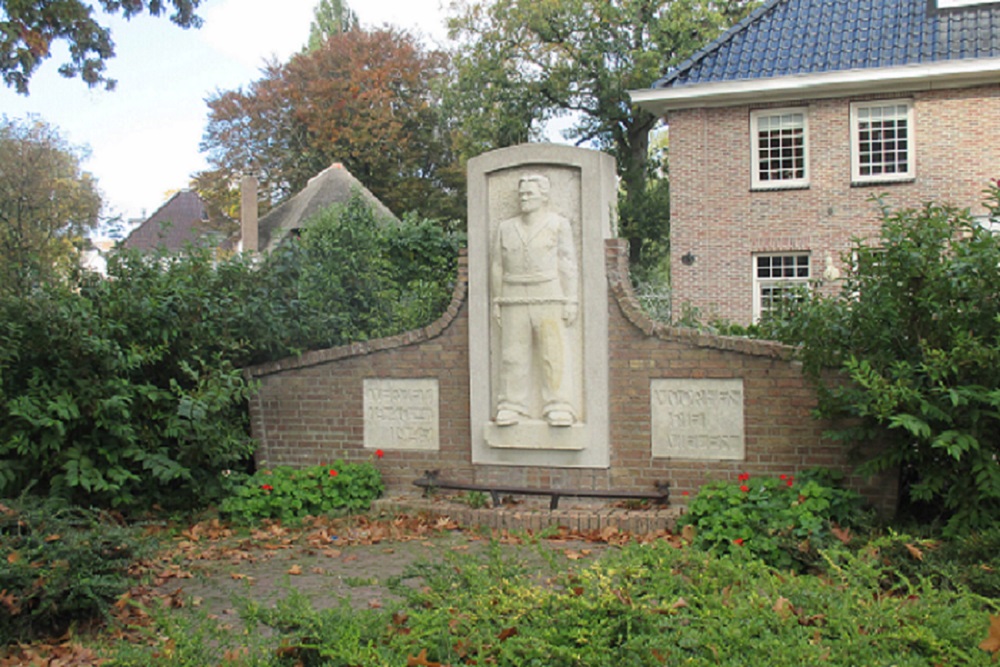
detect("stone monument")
[468,145,616,467]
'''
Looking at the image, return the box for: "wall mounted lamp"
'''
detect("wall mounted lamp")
[681,251,696,266]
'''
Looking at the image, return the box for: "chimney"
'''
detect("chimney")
[240,175,259,253]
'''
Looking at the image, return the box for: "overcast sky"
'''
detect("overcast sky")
[0,0,451,226]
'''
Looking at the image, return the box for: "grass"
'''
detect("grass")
[2,513,998,666]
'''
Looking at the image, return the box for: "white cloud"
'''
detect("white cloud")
[200,0,315,68]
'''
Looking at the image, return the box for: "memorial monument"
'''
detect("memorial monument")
[468,145,617,467]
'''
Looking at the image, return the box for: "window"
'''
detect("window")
[849,246,886,299]
[753,253,811,321]
[851,101,914,183]
[751,108,808,189]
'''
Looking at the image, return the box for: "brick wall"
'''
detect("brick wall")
[669,84,1000,324]
[247,243,898,515]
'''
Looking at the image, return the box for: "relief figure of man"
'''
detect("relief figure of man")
[491,174,579,427]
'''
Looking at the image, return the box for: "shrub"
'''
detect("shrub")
[219,462,384,524]
[677,469,870,571]
[0,497,148,644]
[0,251,258,511]
[761,181,1000,535]
[0,194,461,513]
[293,194,464,346]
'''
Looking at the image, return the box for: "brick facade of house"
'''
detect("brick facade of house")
[668,84,1000,324]
[247,243,898,516]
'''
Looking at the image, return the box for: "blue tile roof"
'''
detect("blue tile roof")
[654,0,1000,88]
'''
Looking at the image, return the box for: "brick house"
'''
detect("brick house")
[631,0,1000,324]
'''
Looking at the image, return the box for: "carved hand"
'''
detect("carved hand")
[563,302,578,325]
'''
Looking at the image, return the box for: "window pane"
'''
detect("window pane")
[855,102,911,180]
[754,111,806,184]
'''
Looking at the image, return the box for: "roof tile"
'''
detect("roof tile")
[656,0,1000,89]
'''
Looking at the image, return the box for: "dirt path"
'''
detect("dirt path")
[142,513,626,628]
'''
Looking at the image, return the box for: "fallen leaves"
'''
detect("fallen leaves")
[0,589,21,615]
[981,615,1000,654]
[0,641,110,667]
[772,596,794,619]
[407,648,442,666]
[830,524,852,545]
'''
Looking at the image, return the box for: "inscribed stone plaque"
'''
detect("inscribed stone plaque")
[363,379,439,451]
[651,379,745,460]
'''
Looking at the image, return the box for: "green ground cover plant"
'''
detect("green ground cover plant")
[102,532,999,666]
[219,462,384,524]
[0,497,150,645]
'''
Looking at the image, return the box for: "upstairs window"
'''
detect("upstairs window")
[751,108,809,189]
[753,253,811,321]
[851,101,914,183]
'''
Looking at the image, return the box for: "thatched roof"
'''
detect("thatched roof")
[258,163,398,253]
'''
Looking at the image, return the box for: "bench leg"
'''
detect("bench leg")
[549,495,560,510]
[490,490,501,507]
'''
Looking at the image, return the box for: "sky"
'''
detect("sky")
[0,0,452,227]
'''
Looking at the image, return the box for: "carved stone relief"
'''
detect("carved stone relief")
[468,144,616,467]
[491,174,580,428]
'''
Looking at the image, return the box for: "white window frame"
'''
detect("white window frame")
[937,0,995,8]
[752,252,811,322]
[850,100,915,184]
[750,108,809,189]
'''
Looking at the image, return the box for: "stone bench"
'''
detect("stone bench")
[413,470,670,510]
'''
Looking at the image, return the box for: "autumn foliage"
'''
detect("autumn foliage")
[200,27,463,223]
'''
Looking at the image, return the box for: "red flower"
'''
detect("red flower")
[740,485,750,493]
[779,474,787,480]
[786,478,794,487]
[261,484,273,492]
[681,490,690,497]
[737,472,750,482]
[375,449,384,459]
[733,538,745,546]
[329,469,338,477]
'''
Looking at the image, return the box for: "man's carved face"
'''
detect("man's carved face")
[518,181,546,214]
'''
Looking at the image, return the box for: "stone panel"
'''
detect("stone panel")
[363,378,439,451]
[651,379,745,460]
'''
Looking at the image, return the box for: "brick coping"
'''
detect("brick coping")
[604,238,796,359]
[371,492,683,535]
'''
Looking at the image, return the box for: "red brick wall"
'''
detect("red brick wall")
[247,244,898,515]
[669,84,1000,324]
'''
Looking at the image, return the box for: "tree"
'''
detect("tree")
[1,0,202,94]
[445,0,756,266]
[0,116,101,296]
[762,184,1000,535]
[199,27,463,223]
[306,0,359,51]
